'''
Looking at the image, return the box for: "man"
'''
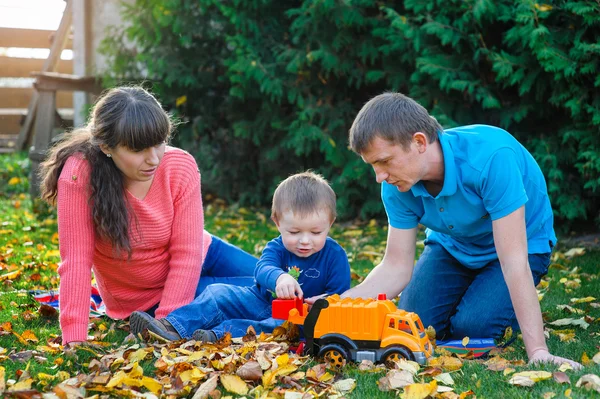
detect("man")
[343,92,580,368]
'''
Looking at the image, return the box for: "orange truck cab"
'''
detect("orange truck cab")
[272,294,433,367]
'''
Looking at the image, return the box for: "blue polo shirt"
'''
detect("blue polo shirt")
[382,124,556,269]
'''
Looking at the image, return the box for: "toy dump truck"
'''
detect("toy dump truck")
[272,294,433,367]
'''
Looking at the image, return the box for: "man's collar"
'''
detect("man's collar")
[411,132,457,198]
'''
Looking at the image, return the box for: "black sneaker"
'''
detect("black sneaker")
[130,311,181,341]
[192,329,217,343]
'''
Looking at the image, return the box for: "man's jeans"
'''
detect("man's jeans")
[398,241,551,340]
[165,284,281,339]
[146,235,257,317]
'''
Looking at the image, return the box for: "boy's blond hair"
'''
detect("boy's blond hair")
[271,171,336,222]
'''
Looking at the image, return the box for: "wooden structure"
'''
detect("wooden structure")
[0,25,73,152]
[1,0,102,197]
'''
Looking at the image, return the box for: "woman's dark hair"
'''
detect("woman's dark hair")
[40,86,173,256]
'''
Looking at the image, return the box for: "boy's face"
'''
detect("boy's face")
[274,209,333,258]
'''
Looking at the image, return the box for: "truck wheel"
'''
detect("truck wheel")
[383,346,413,367]
[319,344,348,369]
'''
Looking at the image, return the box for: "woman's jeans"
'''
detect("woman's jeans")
[398,241,551,340]
[146,235,257,317]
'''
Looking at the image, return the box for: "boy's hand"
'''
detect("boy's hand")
[275,274,303,299]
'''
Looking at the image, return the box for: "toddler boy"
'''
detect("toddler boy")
[130,171,351,341]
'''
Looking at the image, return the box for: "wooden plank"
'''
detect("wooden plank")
[0,27,73,49]
[0,87,72,108]
[33,72,102,94]
[0,56,72,78]
[0,109,73,135]
[17,0,73,150]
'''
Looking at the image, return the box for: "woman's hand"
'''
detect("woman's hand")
[528,348,583,370]
[275,274,303,300]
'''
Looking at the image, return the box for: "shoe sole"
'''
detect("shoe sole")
[130,311,154,336]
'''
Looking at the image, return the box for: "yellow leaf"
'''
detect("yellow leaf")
[9,378,33,391]
[0,270,21,281]
[141,376,162,395]
[503,368,516,376]
[461,336,469,347]
[276,353,290,366]
[428,356,463,372]
[220,374,249,395]
[262,364,298,387]
[176,95,187,107]
[0,366,5,394]
[570,296,596,304]
[127,348,150,363]
[7,177,20,186]
[581,352,592,366]
[400,380,437,399]
[179,367,206,384]
[512,370,552,382]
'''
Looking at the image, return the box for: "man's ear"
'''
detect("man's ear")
[413,132,428,153]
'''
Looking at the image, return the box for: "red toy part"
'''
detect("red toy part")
[272,297,305,320]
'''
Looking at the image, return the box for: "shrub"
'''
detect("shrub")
[100,0,600,226]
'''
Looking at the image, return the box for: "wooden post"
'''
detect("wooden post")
[29,90,56,199]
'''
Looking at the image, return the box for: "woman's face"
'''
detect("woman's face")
[104,142,166,186]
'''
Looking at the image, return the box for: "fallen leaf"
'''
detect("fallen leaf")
[192,375,219,399]
[570,296,596,304]
[593,352,600,365]
[575,374,600,393]
[512,370,552,382]
[428,356,463,372]
[553,372,570,384]
[461,337,469,347]
[548,318,589,329]
[508,375,535,387]
[236,360,262,381]
[434,373,455,385]
[220,374,248,395]
[563,248,584,258]
[333,378,356,394]
[400,380,437,399]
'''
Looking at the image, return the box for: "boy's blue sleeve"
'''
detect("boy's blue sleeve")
[254,238,286,291]
[479,148,528,220]
[324,244,351,295]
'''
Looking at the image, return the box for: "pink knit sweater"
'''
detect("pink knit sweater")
[57,148,209,343]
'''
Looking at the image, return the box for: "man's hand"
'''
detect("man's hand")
[275,273,303,299]
[528,348,583,370]
[304,294,327,310]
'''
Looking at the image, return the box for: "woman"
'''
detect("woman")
[40,86,256,345]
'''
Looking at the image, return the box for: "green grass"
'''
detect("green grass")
[0,152,599,398]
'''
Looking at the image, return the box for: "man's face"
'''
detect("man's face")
[360,136,423,192]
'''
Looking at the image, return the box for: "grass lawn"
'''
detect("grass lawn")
[1,152,599,398]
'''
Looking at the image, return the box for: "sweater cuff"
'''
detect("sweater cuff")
[61,323,88,345]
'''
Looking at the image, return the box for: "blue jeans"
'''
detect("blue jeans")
[146,235,257,317]
[398,241,551,340]
[165,284,282,339]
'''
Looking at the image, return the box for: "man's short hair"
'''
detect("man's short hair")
[349,92,442,153]
[271,171,336,222]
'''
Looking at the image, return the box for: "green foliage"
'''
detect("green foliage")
[100,0,600,226]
